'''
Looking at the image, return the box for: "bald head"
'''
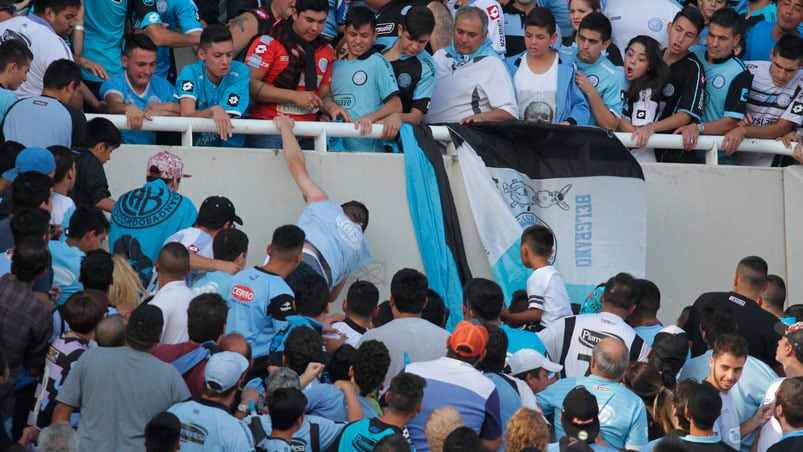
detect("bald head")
[220,332,252,361]
[591,337,629,380]
[156,242,190,281]
[95,314,126,347]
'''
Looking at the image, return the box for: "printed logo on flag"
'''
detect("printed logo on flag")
[486,5,500,20]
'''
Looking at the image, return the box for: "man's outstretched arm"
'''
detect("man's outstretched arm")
[275,115,328,204]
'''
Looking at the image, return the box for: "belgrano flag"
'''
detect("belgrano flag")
[447,122,647,304]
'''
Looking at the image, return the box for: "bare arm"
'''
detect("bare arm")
[460,108,516,124]
[500,307,543,326]
[146,25,201,48]
[180,98,233,140]
[427,1,454,53]
[51,403,76,424]
[334,380,365,422]
[631,112,693,148]
[274,115,328,203]
[96,198,115,212]
[481,438,502,452]
[188,253,241,274]
[229,13,260,56]
[249,67,321,110]
[576,72,619,129]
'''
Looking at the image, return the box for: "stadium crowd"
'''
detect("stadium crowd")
[0,0,801,451]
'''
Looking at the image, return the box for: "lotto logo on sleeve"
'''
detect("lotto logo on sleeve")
[487,5,500,20]
[181,81,194,92]
[231,285,255,302]
[791,101,803,115]
[227,94,240,107]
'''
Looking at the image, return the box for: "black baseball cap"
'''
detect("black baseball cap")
[562,386,600,443]
[198,196,243,226]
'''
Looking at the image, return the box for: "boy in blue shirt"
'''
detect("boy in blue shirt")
[176,24,250,147]
[0,40,32,122]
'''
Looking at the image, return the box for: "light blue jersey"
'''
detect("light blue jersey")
[100,71,178,144]
[331,50,399,152]
[168,399,256,451]
[176,60,251,147]
[744,21,776,62]
[155,0,202,79]
[322,0,348,39]
[634,324,663,347]
[0,88,17,122]
[304,383,380,422]
[537,0,607,38]
[500,324,546,355]
[575,55,625,127]
[192,270,234,299]
[537,374,649,450]
[49,241,84,307]
[692,48,752,123]
[243,413,345,451]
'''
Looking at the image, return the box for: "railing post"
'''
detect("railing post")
[315,128,327,152]
[706,142,719,166]
[181,124,193,147]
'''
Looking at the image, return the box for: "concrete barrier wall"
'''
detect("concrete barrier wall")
[106,145,800,324]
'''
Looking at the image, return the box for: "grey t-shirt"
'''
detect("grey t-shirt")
[57,346,191,452]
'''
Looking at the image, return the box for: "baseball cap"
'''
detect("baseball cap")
[447,321,488,358]
[775,321,803,353]
[509,348,563,376]
[147,151,191,180]
[562,386,600,443]
[198,196,243,226]
[205,351,249,393]
[2,148,56,181]
[650,326,689,375]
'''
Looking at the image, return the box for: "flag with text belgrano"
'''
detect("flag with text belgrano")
[448,122,646,304]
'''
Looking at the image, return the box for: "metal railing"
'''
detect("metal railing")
[86,114,795,165]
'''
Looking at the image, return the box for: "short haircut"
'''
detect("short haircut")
[422,289,449,327]
[353,340,391,396]
[763,274,787,311]
[10,208,50,243]
[270,224,305,262]
[0,141,24,174]
[455,6,488,36]
[708,7,744,38]
[341,200,369,231]
[633,279,660,317]
[603,272,639,310]
[578,12,612,42]
[785,304,803,322]
[291,273,330,317]
[593,337,629,379]
[673,6,705,35]
[390,268,428,314]
[401,6,435,39]
[200,24,233,49]
[776,376,803,428]
[47,145,74,185]
[345,6,376,30]
[84,117,122,149]
[144,411,181,452]
[477,324,507,373]
[672,378,696,430]
[95,314,127,347]
[712,333,749,359]
[774,34,803,62]
[736,256,768,293]
[37,422,78,452]
[283,326,322,375]
[346,280,380,317]
[33,0,81,14]
[0,39,32,72]
[187,293,228,343]
[12,236,50,282]
[386,372,426,415]
[442,426,481,451]
[212,228,249,261]
[60,289,108,334]
[700,304,737,346]
[268,387,307,430]
[156,242,190,280]
[66,205,110,240]
[294,0,328,14]
[463,278,504,321]
[124,33,158,56]
[509,290,529,314]
[521,225,553,257]
[525,7,557,36]
[374,433,411,452]
[80,250,114,292]
[43,59,82,90]
[328,344,357,383]
[12,171,52,214]
[686,383,722,430]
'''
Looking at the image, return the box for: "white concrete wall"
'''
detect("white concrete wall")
[106,145,801,324]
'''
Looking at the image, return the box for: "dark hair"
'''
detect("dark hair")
[200,24,233,48]
[525,7,556,36]
[47,146,74,185]
[12,171,52,214]
[390,268,428,314]
[422,289,449,327]
[464,278,504,321]
[442,426,481,451]
[156,242,190,280]
[294,0,328,14]
[11,236,50,282]
[124,33,158,55]
[84,117,122,149]
[708,7,744,38]
[187,293,228,343]
[10,208,50,243]
[736,255,768,293]
[345,6,377,30]
[624,35,670,105]
[712,333,749,359]
[672,6,705,35]
[477,324,508,373]
[622,362,670,436]
[0,39,32,72]
[633,279,660,317]
[521,225,553,257]
[268,387,307,430]
[328,344,357,383]
[271,224,305,261]
[291,273,330,317]
[509,290,529,314]
[144,411,181,452]
[341,200,369,231]
[673,379,696,430]
[568,0,600,11]
[353,340,391,396]
[346,280,379,317]
[374,433,412,452]
[60,290,108,334]
[212,228,248,261]
[66,205,110,241]
[603,272,639,310]
[80,250,114,292]
[33,0,81,14]
[686,383,722,430]
[386,372,426,414]
[126,304,165,350]
[43,59,82,90]
[774,34,803,62]
[700,304,737,346]
[785,304,803,322]
[284,326,322,375]
[577,12,611,42]
[776,376,803,428]
[401,6,435,39]
[763,274,787,311]
[0,141,24,174]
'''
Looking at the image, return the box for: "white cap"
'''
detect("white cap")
[509,348,563,375]
[204,351,249,392]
